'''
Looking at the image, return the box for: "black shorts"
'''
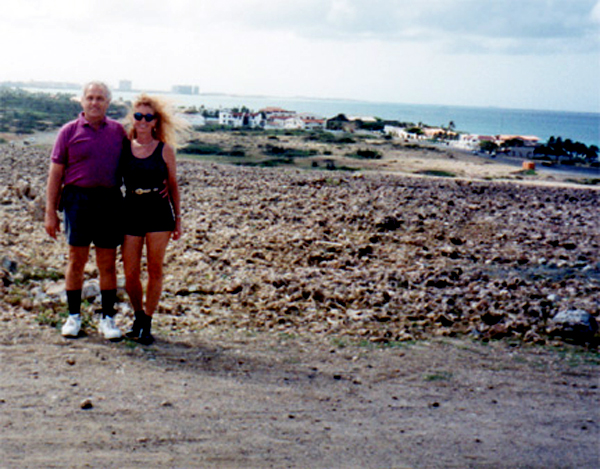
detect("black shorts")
[124,192,175,237]
[61,185,124,248]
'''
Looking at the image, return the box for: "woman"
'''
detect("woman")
[122,94,187,344]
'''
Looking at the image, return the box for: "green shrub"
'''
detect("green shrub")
[228,148,246,157]
[304,131,355,144]
[264,144,317,158]
[195,124,229,132]
[237,157,293,168]
[337,136,356,144]
[180,142,224,155]
[348,148,382,159]
[566,178,600,186]
[416,169,456,178]
[0,89,127,133]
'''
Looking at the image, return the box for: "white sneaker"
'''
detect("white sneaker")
[99,316,122,340]
[62,315,82,337]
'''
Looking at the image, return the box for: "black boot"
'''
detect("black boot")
[126,310,154,345]
[138,314,154,345]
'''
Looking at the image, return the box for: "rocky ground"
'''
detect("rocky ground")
[1,133,599,468]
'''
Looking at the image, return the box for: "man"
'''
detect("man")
[45,81,125,340]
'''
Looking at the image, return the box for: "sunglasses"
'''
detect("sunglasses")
[133,112,156,122]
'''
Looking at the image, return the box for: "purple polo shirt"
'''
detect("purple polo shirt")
[51,113,126,188]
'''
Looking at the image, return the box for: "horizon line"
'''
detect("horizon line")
[2,80,599,116]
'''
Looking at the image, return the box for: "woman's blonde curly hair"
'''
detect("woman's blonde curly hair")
[126,94,190,148]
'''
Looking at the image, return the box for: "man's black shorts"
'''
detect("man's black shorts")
[61,185,123,248]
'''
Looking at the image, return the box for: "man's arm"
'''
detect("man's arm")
[45,162,65,239]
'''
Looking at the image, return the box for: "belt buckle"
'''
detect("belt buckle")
[134,188,147,195]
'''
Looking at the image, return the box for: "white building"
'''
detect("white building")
[218,110,263,128]
[283,117,305,130]
[299,113,326,130]
[451,134,539,152]
[217,106,324,130]
[452,134,489,150]
[384,125,423,141]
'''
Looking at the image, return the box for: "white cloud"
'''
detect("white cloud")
[592,0,600,22]
[4,0,598,49]
[1,0,598,112]
[182,0,600,49]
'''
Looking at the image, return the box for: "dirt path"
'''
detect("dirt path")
[1,320,598,469]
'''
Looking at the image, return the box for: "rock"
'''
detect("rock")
[523,329,545,344]
[486,323,510,340]
[550,309,599,343]
[1,142,599,347]
[2,257,17,274]
[375,216,402,232]
[437,314,454,327]
[82,280,100,300]
[481,311,505,326]
[28,198,45,221]
[449,237,464,246]
[15,180,32,199]
[80,398,94,410]
[46,282,66,297]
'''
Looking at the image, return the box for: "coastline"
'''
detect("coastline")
[15,86,600,148]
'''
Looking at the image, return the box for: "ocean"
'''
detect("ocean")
[24,87,600,148]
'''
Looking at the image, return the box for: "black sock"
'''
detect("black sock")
[66,290,82,316]
[101,289,117,317]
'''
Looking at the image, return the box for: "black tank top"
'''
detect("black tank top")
[122,141,168,191]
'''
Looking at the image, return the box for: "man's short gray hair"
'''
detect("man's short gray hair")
[82,81,112,101]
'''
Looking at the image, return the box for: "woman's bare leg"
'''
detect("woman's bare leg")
[144,231,172,316]
[123,235,145,312]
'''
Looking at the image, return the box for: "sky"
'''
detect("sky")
[2,0,599,113]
